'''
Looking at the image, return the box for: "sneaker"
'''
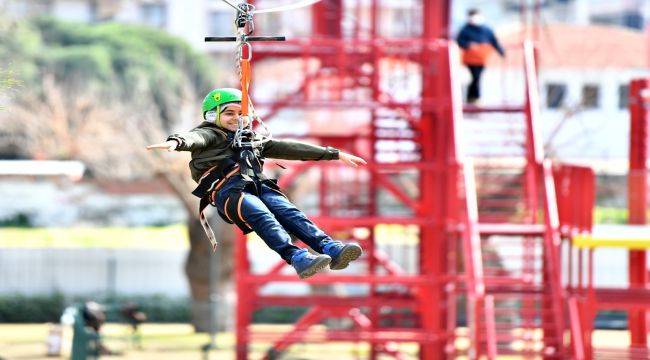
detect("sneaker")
[322,241,363,270]
[291,249,331,279]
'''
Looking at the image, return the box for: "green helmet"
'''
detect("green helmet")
[201,88,242,123]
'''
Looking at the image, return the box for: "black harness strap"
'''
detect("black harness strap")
[192,159,238,198]
[193,132,284,250]
[195,165,241,252]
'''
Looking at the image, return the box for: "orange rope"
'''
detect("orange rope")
[240,58,251,116]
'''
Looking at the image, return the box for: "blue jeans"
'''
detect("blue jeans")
[215,180,335,263]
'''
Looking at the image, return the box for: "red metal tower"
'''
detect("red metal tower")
[230,1,567,359]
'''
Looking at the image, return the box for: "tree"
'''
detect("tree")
[0,16,234,331]
[0,68,18,94]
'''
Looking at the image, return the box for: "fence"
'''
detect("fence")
[0,248,188,297]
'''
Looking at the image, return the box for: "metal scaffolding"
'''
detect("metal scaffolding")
[221,1,648,359]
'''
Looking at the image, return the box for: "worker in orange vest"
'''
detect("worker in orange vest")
[456,8,505,104]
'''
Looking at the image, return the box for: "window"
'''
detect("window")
[581,84,600,109]
[385,7,421,37]
[91,0,120,22]
[207,10,233,36]
[9,0,51,17]
[140,2,167,28]
[623,11,643,30]
[618,84,629,110]
[545,83,566,109]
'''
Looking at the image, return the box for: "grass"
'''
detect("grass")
[0,205,644,248]
[0,224,422,250]
[0,323,383,360]
[0,223,422,250]
[0,206,643,251]
[594,207,629,224]
[0,225,188,249]
[0,323,635,360]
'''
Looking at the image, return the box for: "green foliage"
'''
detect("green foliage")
[103,294,191,323]
[0,293,65,322]
[0,213,32,227]
[34,17,211,98]
[0,293,307,326]
[594,207,629,224]
[43,45,114,83]
[0,68,20,91]
[0,19,41,85]
[252,306,309,324]
[1,16,214,128]
[0,225,188,249]
[0,293,190,323]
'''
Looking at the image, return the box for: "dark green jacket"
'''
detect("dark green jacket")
[167,122,339,182]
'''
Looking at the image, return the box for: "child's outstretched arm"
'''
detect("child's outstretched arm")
[146,140,178,151]
[146,125,227,152]
[338,151,367,167]
[261,138,367,167]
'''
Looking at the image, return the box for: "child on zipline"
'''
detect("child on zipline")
[147,88,365,278]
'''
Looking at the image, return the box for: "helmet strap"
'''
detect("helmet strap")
[215,106,223,128]
[205,110,218,123]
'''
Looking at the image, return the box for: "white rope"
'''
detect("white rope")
[221,0,244,14]
[223,0,322,15]
[253,0,323,14]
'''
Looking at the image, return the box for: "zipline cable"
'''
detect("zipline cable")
[221,0,322,15]
[253,0,322,14]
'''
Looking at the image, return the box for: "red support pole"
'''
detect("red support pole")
[627,78,649,347]
[419,2,451,359]
[368,2,380,359]
[423,0,451,39]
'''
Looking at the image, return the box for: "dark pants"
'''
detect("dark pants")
[215,181,335,263]
[467,65,484,103]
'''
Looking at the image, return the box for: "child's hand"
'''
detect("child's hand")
[339,152,367,167]
[146,140,178,152]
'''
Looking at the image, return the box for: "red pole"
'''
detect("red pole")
[627,78,649,347]
[420,2,451,359]
[369,1,379,358]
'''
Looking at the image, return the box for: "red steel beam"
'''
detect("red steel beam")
[253,296,417,307]
[628,78,649,347]
[240,274,447,285]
